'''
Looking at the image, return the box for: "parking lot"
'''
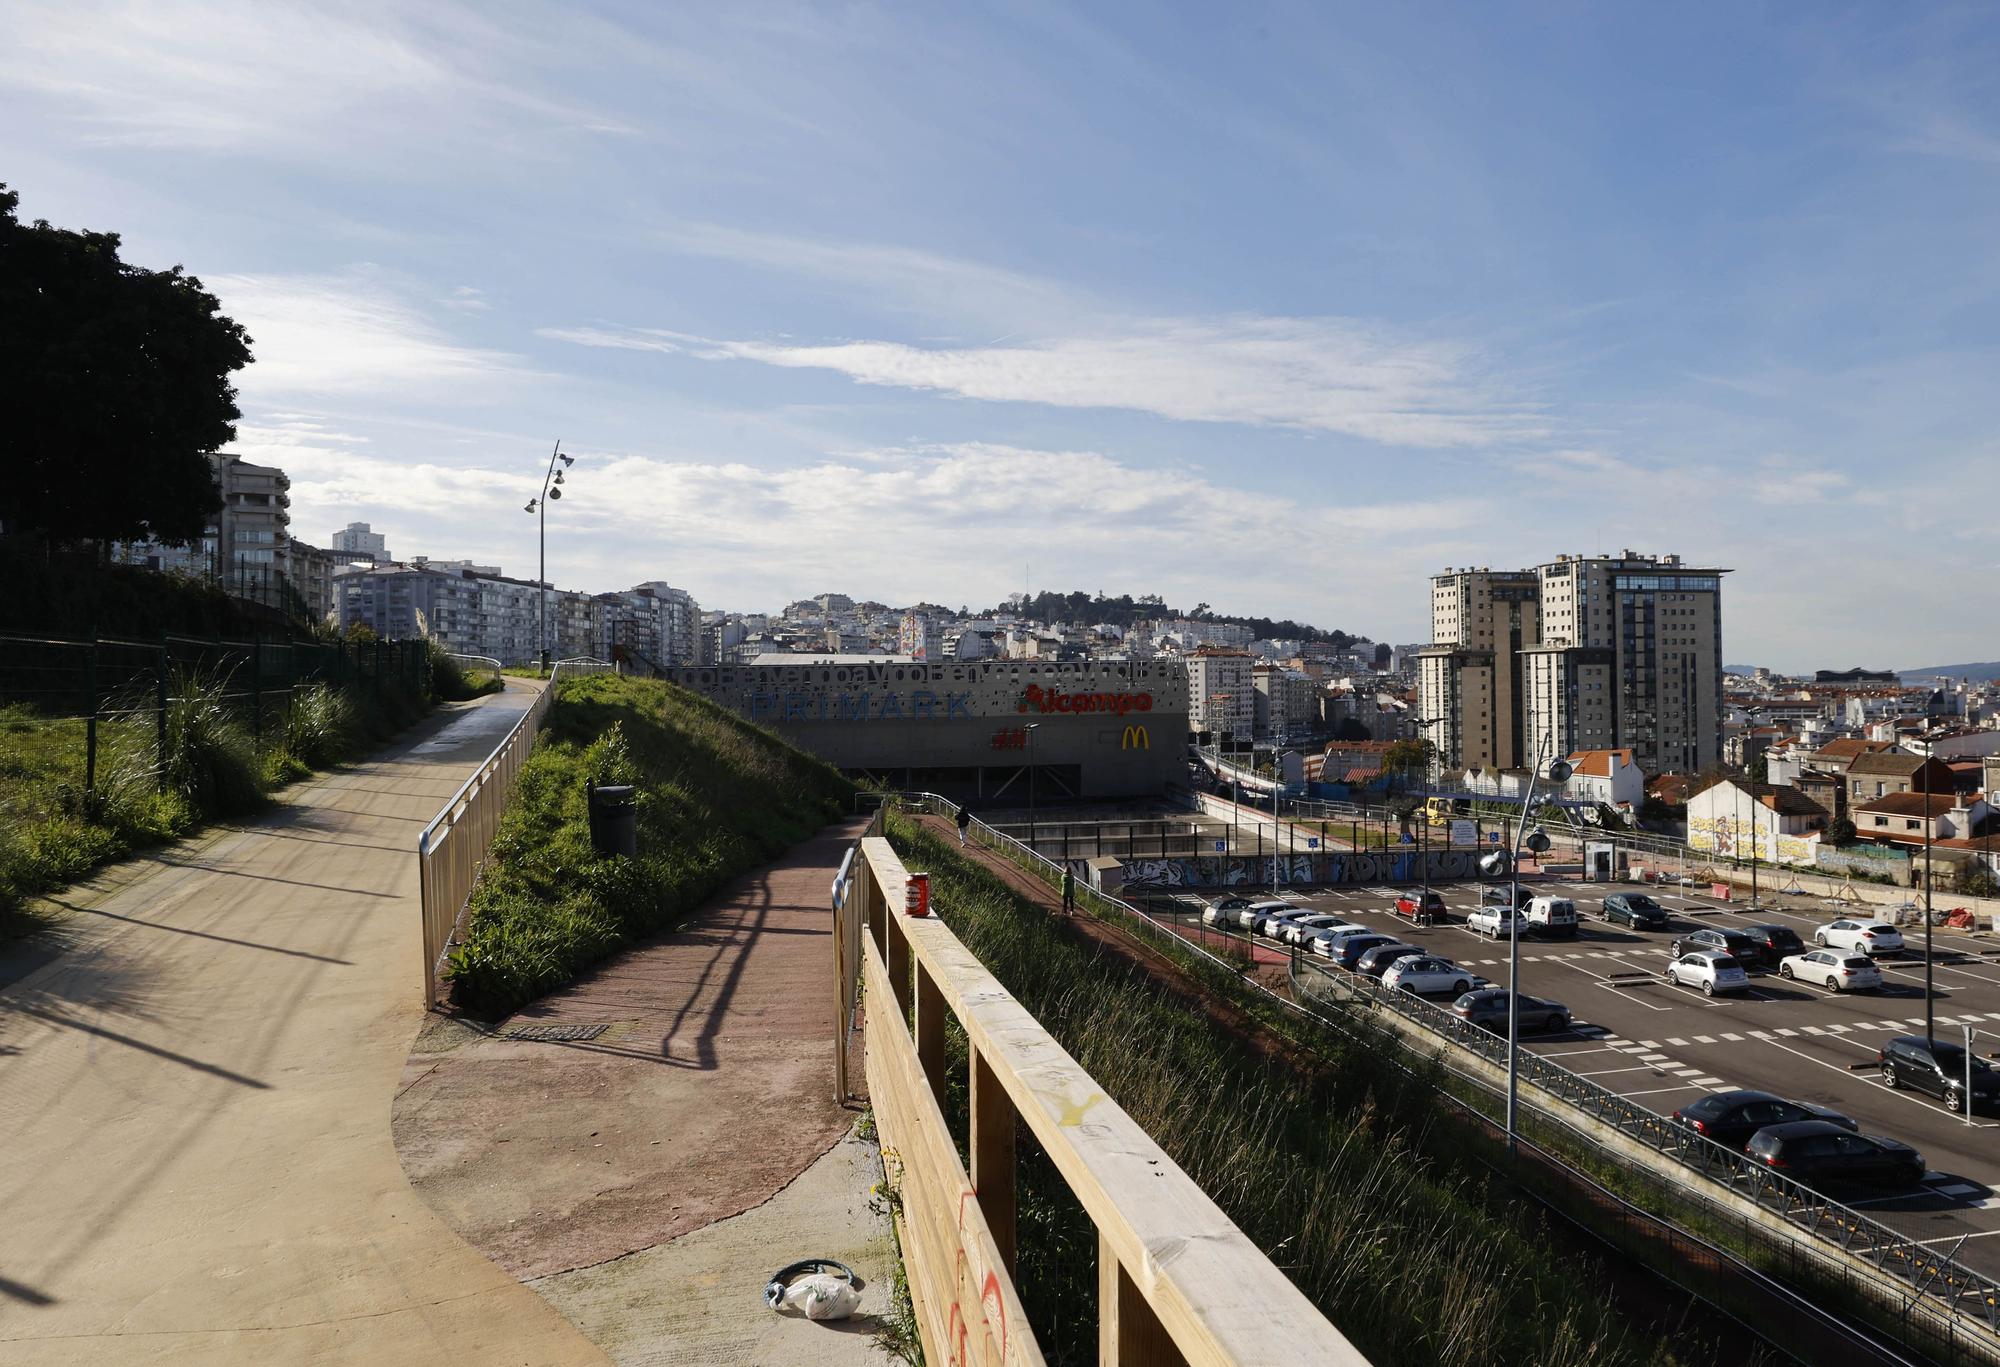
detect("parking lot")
[1157,877,2000,1282]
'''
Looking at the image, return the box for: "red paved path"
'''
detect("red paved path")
[393,817,869,1280]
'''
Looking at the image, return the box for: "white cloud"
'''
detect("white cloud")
[546,317,1546,448]
[441,285,491,313]
[213,272,528,398]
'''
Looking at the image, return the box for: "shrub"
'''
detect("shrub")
[427,641,501,703]
[284,683,359,768]
[154,669,263,818]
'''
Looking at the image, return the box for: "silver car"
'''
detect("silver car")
[1780,949,1883,993]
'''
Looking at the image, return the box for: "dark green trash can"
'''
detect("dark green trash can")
[587,782,638,858]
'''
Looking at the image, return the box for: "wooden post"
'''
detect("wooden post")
[887,902,913,1019]
[914,961,948,1117]
[155,640,169,793]
[970,1045,1016,1273]
[1099,1231,1186,1367]
[84,634,98,796]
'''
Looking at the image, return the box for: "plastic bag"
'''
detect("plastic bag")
[778,1273,861,1321]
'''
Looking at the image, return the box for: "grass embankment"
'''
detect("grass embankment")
[446,673,855,1016]
[0,648,451,941]
[886,811,1733,1367]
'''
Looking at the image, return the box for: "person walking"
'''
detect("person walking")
[1060,866,1075,916]
[956,803,972,847]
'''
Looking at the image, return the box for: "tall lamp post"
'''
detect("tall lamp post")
[1482,737,1573,1154]
[1923,760,1936,1046]
[1025,723,1041,855]
[523,440,575,675]
[1412,717,1443,909]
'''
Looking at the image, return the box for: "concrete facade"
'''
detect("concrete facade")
[662,658,1188,798]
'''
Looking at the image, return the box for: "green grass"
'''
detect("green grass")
[444,673,855,1016]
[0,660,442,940]
[887,811,1738,1367]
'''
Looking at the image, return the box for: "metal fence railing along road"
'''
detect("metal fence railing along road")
[415,658,616,1009]
[891,791,2000,1364]
[0,630,429,795]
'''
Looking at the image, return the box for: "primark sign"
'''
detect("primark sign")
[743,688,979,723]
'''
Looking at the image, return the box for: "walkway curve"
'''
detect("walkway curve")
[0,683,607,1366]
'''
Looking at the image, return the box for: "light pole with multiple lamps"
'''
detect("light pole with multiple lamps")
[1024,722,1041,854]
[1480,736,1573,1154]
[523,440,575,675]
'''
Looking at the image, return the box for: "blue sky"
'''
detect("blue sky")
[6,2,1997,669]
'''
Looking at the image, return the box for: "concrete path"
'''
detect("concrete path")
[393,817,900,1362]
[0,684,606,1366]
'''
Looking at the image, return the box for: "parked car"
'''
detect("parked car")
[1466,905,1527,939]
[1669,927,1763,971]
[1481,883,1534,908]
[1334,933,1404,971]
[1664,949,1750,996]
[1779,949,1883,993]
[1740,922,1807,967]
[1392,889,1448,924]
[1816,919,1905,956]
[1745,1121,1925,1188]
[1354,941,1422,977]
[1879,1035,2000,1113]
[1283,915,1361,946]
[1382,956,1475,996]
[1201,898,1249,928]
[1307,926,1381,960]
[1254,907,1316,938]
[1451,989,1570,1033]
[1524,895,1579,939]
[1235,899,1295,930]
[1602,893,1669,930]
[1669,1090,1858,1150]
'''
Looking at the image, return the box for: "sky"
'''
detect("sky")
[5,2,1998,671]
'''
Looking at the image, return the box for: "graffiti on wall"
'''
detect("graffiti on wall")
[1119,849,1484,888]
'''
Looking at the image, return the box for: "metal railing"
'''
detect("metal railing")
[414,659,613,1009]
[839,828,1368,1365]
[894,791,2000,1364]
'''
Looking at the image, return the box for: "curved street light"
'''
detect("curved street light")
[525,441,578,674]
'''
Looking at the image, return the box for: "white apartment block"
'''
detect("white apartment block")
[329,521,389,563]
[1254,666,1322,744]
[1186,649,1253,742]
[599,582,702,667]
[1419,552,1726,778]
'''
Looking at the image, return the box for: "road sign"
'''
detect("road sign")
[1307,838,1320,849]
[1489,831,1502,844]
[1213,839,1227,852]
[1399,833,1414,844]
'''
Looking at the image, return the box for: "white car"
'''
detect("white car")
[1200,896,1251,928]
[1779,950,1883,993]
[1664,949,1750,997]
[1815,919,1904,956]
[1381,956,1477,997]
[1283,915,1362,946]
[1255,908,1317,938]
[1307,926,1380,960]
[1234,899,1295,930]
[1466,905,1527,939]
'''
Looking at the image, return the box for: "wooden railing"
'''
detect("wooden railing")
[415,659,615,1008]
[839,832,1368,1366]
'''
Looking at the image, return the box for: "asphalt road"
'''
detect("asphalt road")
[1163,877,2000,1288]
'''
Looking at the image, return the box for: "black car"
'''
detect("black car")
[1746,1121,1925,1188]
[1740,922,1807,967]
[1335,933,1403,971]
[1669,927,1763,970]
[1602,893,1668,930]
[1880,1035,2000,1113]
[1354,941,1421,978]
[1451,989,1570,1033]
[1669,1090,1858,1150]
[1481,883,1534,908]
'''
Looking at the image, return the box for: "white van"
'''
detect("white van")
[1525,895,1579,938]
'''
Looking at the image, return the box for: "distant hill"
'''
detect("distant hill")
[1723,664,1764,675]
[1900,662,2000,683]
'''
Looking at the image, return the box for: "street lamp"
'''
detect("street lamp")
[1480,737,1573,1154]
[1025,723,1041,855]
[523,440,577,675]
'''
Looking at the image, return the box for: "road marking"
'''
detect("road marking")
[1637,1053,1670,1062]
[1667,1037,1689,1047]
[1749,1030,1772,1040]
[1776,1028,1799,1037]
[1694,1035,1718,1044]
[1623,1083,1708,1098]
[1754,1035,2000,1128]
[1573,1063,1667,1077]
[1540,1046,1620,1058]
[1639,1040,1659,1048]
[1827,1024,1851,1034]
[1720,1033,1744,1041]
[1691,1076,1727,1087]
[1672,1067,1704,1077]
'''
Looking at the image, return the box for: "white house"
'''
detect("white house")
[1686,778,1828,867]
[1563,748,1645,811]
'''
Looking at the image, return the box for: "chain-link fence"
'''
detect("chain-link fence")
[0,631,429,795]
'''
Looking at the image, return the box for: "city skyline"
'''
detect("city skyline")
[7,4,1998,669]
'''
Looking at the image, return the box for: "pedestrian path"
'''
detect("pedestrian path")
[0,685,607,1367]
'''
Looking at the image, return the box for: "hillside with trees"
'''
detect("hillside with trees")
[985,589,1357,646]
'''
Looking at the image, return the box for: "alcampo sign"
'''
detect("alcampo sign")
[1017,683,1154,717]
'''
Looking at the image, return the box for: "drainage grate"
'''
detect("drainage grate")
[506,1023,609,1043]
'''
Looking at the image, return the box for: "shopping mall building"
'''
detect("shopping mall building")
[659,658,1188,799]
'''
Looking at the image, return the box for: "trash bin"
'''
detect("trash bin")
[587,781,637,858]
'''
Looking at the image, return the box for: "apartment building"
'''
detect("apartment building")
[336,563,546,664]
[329,522,390,563]
[1253,665,1322,744]
[598,582,702,667]
[1414,567,1539,770]
[1418,552,1726,776]
[1185,648,1253,742]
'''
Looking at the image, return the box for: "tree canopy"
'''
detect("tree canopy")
[988,587,1355,647]
[1,184,253,547]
